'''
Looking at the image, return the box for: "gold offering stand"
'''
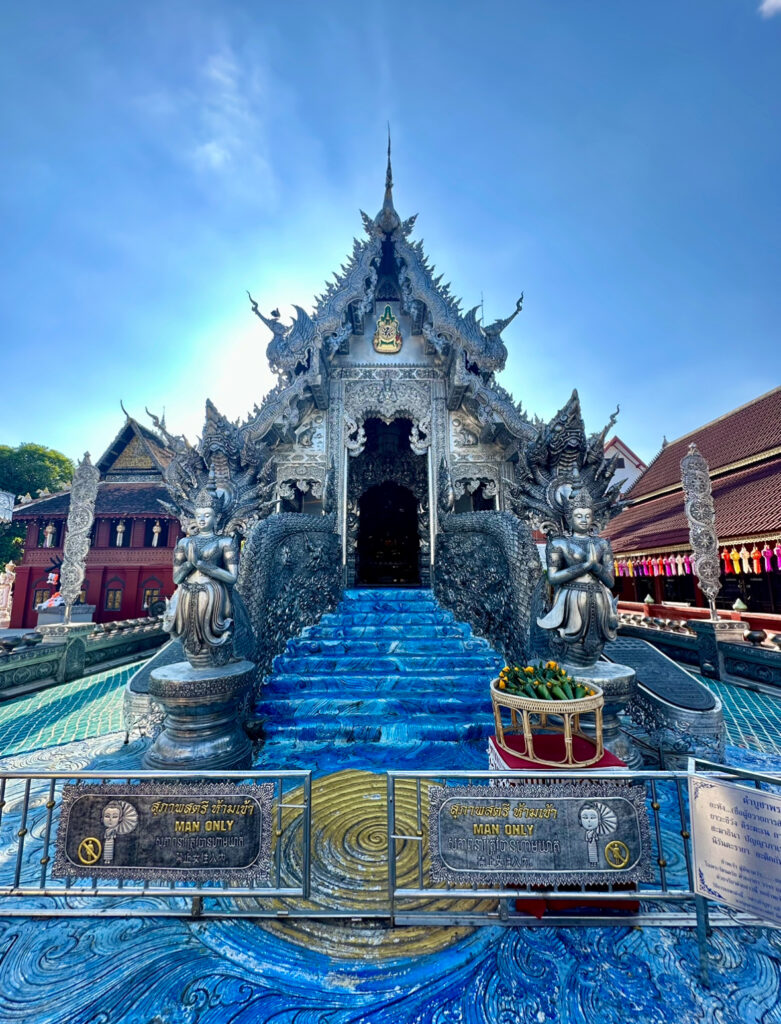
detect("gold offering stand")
[490,680,605,767]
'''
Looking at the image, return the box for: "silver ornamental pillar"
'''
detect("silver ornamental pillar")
[680,443,722,620]
[60,453,100,624]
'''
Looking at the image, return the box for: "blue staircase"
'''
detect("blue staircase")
[256,588,504,767]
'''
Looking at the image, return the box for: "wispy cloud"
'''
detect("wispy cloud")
[191,48,273,184]
[759,0,781,17]
[132,42,279,206]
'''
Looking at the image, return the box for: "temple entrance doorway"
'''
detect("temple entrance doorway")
[347,417,430,587]
[356,482,420,585]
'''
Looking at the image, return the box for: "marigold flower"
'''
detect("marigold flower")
[498,680,506,690]
[524,666,534,675]
[546,661,558,670]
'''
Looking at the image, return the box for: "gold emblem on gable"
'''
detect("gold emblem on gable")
[373,305,403,355]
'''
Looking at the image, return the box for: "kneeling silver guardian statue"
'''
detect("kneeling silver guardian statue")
[168,485,240,668]
[537,489,618,667]
[507,392,641,766]
[143,400,275,770]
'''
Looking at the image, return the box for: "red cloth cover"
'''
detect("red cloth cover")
[489,732,627,771]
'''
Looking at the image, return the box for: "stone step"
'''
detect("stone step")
[301,623,472,640]
[335,599,441,614]
[284,637,490,656]
[317,611,457,627]
[263,672,497,694]
[271,654,504,675]
[255,738,490,772]
[342,588,434,601]
[257,586,503,756]
[262,716,494,745]
[258,695,489,720]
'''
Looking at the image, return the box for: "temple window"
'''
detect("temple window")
[453,482,497,514]
[144,519,168,547]
[37,521,62,548]
[105,588,123,611]
[141,583,162,609]
[109,520,127,547]
[32,588,50,608]
[301,493,323,515]
[453,494,472,514]
[281,490,303,514]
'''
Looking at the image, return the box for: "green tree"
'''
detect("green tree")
[0,443,74,565]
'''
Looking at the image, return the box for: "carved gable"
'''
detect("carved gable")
[111,435,156,472]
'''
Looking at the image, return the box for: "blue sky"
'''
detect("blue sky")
[1,0,779,465]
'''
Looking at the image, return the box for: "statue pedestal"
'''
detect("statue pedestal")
[143,659,254,772]
[563,660,643,769]
[689,618,746,680]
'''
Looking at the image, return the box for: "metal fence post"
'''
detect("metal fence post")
[387,773,396,927]
[694,894,711,987]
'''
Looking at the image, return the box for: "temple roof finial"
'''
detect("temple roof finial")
[385,123,393,195]
[374,125,401,235]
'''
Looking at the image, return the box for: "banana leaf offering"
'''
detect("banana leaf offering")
[494,661,597,702]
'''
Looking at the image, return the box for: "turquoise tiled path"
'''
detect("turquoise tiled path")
[709,679,781,755]
[0,660,147,757]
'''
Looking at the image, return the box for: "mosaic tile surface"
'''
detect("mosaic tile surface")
[0,732,780,1024]
[0,659,147,758]
[0,591,780,1023]
[709,679,781,755]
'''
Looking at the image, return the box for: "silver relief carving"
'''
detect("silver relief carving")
[343,378,431,426]
[680,443,722,618]
[59,453,100,623]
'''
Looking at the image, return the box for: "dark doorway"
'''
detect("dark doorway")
[357,482,420,585]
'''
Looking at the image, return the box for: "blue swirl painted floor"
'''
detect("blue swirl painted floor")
[1,590,780,1023]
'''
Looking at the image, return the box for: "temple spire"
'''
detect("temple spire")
[374,126,401,235]
[385,126,393,198]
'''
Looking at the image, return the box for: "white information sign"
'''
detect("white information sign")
[689,775,781,926]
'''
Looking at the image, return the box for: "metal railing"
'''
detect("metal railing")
[387,764,781,984]
[0,768,311,919]
[1,761,779,985]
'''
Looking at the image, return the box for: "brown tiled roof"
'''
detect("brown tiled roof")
[628,387,781,498]
[14,482,175,519]
[606,455,781,553]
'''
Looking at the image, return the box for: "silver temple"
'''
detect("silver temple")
[146,146,630,686]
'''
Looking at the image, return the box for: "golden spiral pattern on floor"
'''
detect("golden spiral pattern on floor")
[237,769,496,958]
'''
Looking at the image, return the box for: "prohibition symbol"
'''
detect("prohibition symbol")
[77,837,102,865]
[604,840,630,869]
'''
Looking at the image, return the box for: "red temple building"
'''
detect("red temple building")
[10,417,182,629]
[605,386,781,615]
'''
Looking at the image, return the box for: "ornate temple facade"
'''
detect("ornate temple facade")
[243,150,532,590]
[10,418,181,629]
